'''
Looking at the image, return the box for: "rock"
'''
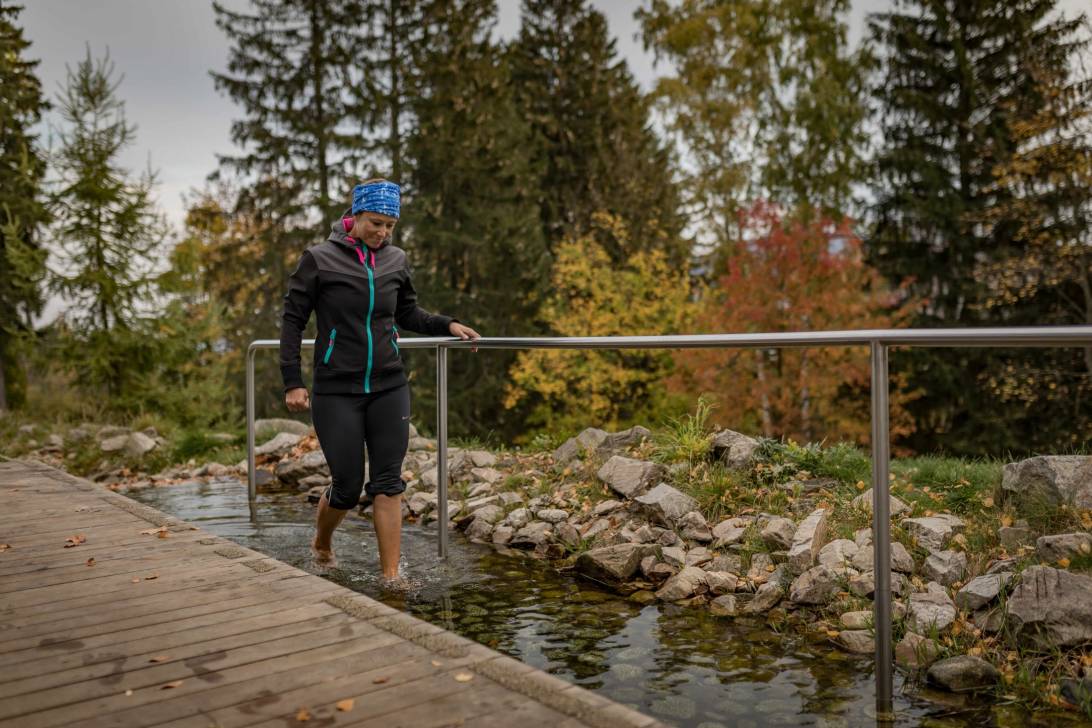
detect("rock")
[1005,565,1092,648]
[510,522,552,548]
[849,570,908,598]
[921,550,968,586]
[927,656,1000,692]
[535,508,569,524]
[901,514,965,552]
[709,554,743,574]
[604,425,652,451]
[408,436,435,451]
[471,504,504,524]
[580,518,611,542]
[761,517,796,549]
[818,539,859,568]
[121,432,157,457]
[99,434,129,452]
[709,594,744,617]
[504,508,532,529]
[998,526,1034,550]
[629,525,656,543]
[789,565,844,605]
[655,566,709,601]
[492,525,514,545]
[955,573,1012,612]
[678,511,713,543]
[592,499,623,516]
[498,492,523,506]
[470,467,503,484]
[747,553,775,582]
[555,522,582,548]
[710,429,759,468]
[787,508,830,574]
[658,529,680,546]
[465,518,495,542]
[1035,532,1092,563]
[705,571,739,595]
[908,589,958,634]
[577,543,656,582]
[851,541,915,574]
[298,473,331,490]
[468,450,496,468]
[597,456,667,499]
[711,518,750,548]
[837,630,874,654]
[986,557,1019,575]
[854,528,872,549]
[635,483,699,527]
[743,581,784,614]
[684,546,713,567]
[275,450,328,487]
[255,432,301,456]
[254,418,310,438]
[841,611,872,630]
[96,425,129,440]
[553,428,609,464]
[1002,455,1092,510]
[896,632,940,669]
[661,546,686,568]
[407,491,434,516]
[852,488,911,518]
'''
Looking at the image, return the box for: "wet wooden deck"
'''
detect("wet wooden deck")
[0,459,661,728]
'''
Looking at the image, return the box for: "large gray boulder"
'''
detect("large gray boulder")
[1002,455,1092,510]
[921,550,968,586]
[710,429,759,469]
[275,449,328,486]
[787,508,830,574]
[761,517,796,549]
[577,543,658,582]
[553,428,610,465]
[678,511,713,543]
[1005,566,1092,648]
[851,541,915,574]
[955,573,1012,612]
[596,456,667,499]
[711,517,750,548]
[818,539,859,568]
[743,581,785,614]
[510,522,553,549]
[789,565,844,605]
[254,432,301,456]
[655,566,709,601]
[1035,532,1092,563]
[635,483,699,527]
[927,656,999,692]
[901,514,965,552]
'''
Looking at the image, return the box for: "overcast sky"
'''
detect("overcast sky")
[18,0,1090,323]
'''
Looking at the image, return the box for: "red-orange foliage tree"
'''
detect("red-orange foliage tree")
[672,202,918,448]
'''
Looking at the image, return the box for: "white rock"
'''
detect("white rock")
[901,514,965,553]
[818,539,859,568]
[852,488,911,518]
[787,508,830,574]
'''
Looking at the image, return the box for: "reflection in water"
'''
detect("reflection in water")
[126,479,1067,728]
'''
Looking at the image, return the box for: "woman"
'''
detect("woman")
[279,178,479,584]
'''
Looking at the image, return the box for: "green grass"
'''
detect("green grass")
[651,396,715,467]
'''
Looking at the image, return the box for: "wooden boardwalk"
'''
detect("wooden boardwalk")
[0,459,661,728]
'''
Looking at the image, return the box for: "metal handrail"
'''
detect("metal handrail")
[245,325,1092,722]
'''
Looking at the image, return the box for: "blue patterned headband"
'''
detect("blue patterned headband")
[352,181,401,218]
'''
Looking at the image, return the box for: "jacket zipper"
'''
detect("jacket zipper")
[323,327,337,364]
[354,245,376,393]
[392,324,399,357]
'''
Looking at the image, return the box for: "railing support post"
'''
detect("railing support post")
[870,340,894,721]
[246,344,257,503]
[437,345,449,559]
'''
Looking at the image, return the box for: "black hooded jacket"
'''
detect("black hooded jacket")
[279,211,456,395]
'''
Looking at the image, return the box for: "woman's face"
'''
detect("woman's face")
[351,212,397,248]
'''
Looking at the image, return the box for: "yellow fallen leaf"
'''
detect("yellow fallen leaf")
[149,655,170,663]
[336,699,355,712]
[431,660,443,667]
[372,676,389,684]
[1080,542,1090,555]
[64,534,86,548]
[1000,514,1013,527]
[157,530,169,539]
[982,496,994,508]
[454,672,474,683]
[0,543,10,551]
[296,707,311,721]
[826,630,840,638]
[1058,558,1071,569]
[161,680,184,689]
[855,481,866,491]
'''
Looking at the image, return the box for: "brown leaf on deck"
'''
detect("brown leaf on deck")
[372,676,389,684]
[454,672,474,682]
[149,655,169,663]
[0,543,11,551]
[160,680,184,689]
[295,707,311,721]
[144,573,159,580]
[85,557,96,566]
[64,534,86,548]
[336,698,355,711]
[140,526,168,536]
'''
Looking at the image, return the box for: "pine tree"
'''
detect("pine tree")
[868,0,1091,453]
[403,0,548,438]
[0,3,48,410]
[47,49,162,399]
[511,0,686,264]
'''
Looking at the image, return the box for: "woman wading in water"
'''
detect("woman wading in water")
[279,179,479,585]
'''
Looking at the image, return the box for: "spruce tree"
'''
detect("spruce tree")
[869,0,1091,453]
[0,3,48,410]
[404,0,548,438]
[511,0,686,264]
[48,49,162,399]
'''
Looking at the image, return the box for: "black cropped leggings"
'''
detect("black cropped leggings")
[311,384,410,510]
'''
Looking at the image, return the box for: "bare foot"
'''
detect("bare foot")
[380,574,413,593]
[310,536,337,569]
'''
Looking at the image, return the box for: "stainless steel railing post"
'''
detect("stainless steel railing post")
[436,345,449,559]
[246,343,257,503]
[870,340,894,720]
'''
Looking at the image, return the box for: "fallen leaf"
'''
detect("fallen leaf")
[157,530,169,539]
[131,577,141,583]
[982,496,994,508]
[372,676,389,684]
[1058,557,1071,569]
[145,573,159,580]
[826,630,840,638]
[149,655,170,663]
[140,526,168,536]
[0,543,10,551]
[454,672,474,683]
[336,698,355,711]
[295,707,311,722]
[64,534,86,548]
[161,680,184,689]
[86,557,96,567]
[431,660,443,667]
[1000,514,1013,528]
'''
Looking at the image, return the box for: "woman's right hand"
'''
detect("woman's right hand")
[285,387,311,412]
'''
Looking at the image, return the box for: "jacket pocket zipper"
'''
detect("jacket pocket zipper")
[392,324,399,357]
[323,328,337,364]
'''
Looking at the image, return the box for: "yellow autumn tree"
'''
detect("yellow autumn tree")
[505,213,692,436]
